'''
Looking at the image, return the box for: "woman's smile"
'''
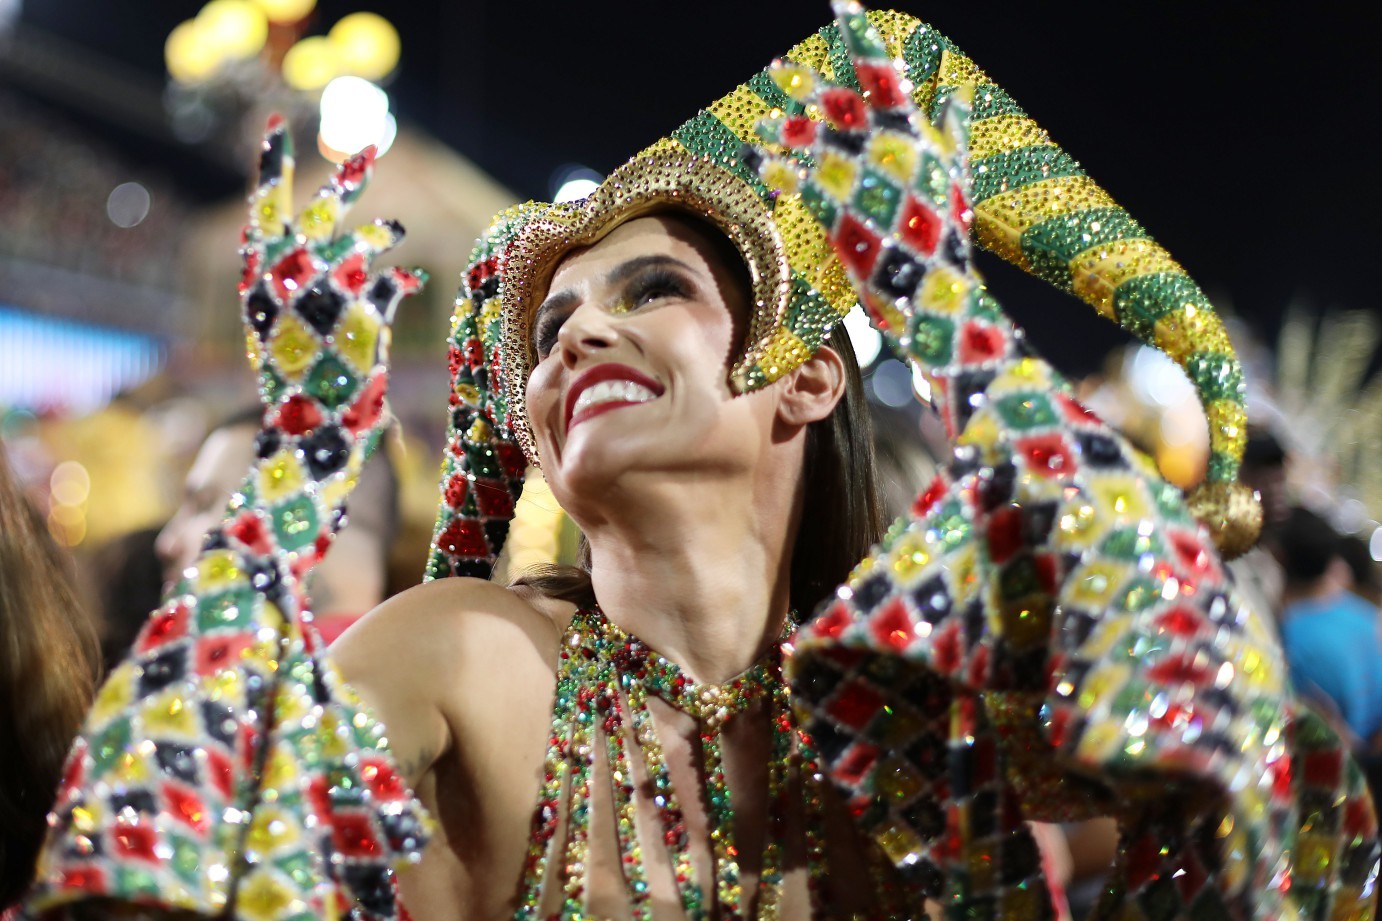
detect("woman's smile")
[565,362,665,431]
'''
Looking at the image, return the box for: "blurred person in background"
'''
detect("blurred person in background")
[1340,534,1382,610]
[0,446,100,915]
[1227,428,1290,627]
[154,407,402,645]
[1275,506,1382,749]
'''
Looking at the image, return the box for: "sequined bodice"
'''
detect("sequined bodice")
[513,609,905,921]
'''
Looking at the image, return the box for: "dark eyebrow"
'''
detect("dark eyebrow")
[605,254,697,286]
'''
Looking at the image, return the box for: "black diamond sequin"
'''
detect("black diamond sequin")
[301,424,350,478]
[295,283,346,336]
[245,283,278,341]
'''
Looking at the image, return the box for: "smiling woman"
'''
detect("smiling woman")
[23,3,1381,921]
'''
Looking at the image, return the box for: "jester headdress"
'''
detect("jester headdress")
[426,9,1260,582]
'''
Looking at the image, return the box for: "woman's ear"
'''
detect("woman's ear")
[777,344,847,427]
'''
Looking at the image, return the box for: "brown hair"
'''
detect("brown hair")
[513,212,885,618]
[0,446,100,908]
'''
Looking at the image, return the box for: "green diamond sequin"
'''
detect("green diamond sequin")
[854,168,902,226]
[908,313,956,365]
[994,392,1058,430]
[272,495,320,552]
[304,354,359,409]
[197,588,255,633]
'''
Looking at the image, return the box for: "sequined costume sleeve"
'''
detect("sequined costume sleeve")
[25,120,430,921]
[745,4,1380,920]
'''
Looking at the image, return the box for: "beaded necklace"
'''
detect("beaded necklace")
[514,607,829,920]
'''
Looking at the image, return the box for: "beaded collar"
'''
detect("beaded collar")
[515,607,828,920]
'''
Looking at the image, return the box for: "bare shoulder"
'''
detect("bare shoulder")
[330,578,576,783]
[335,578,571,668]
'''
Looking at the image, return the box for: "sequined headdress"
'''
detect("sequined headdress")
[426,9,1261,582]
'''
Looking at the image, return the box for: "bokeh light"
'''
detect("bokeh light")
[165,19,220,84]
[197,0,268,61]
[329,12,400,81]
[282,35,339,91]
[318,77,393,157]
[250,0,316,24]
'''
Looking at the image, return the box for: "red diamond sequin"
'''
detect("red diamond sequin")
[871,597,915,652]
[112,822,159,862]
[226,511,273,555]
[267,248,317,303]
[820,87,868,129]
[474,479,515,518]
[332,253,368,294]
[1057,392,1101,426]
[360,758,407,802]
[164,782,209,834]
[913,475,947,518]
[1154,607,1203,638]
[898,194,941,256]
[443,474,469,510]
[138,602,190,654]
[832,741,880,786]
[496,442,528,479]
[206,748,234,798]
[331,812,382,857]
[958,321,1006,365]
[341,371,388,434]
[781,115,817,148]
[195,632,255,677]
[239,249,261,295]
[1146,653,1211,687]
[827,680,884,730]
[275,394,323,436]
[833,213,882,278]
[813,600,852,640]
[986,507,1023,565]
[1016,434,1075,479]
[951,183,972,232]
[438,519,489,558]
[854,62,908,108]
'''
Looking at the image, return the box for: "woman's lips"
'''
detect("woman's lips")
[565,363,665,431]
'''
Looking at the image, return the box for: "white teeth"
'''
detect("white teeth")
[573,379,659,415]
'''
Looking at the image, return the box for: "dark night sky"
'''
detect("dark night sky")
[10,1,1381,373]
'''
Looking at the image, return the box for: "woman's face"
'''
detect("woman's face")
[524,215,770,502]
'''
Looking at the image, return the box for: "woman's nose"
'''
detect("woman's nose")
[557,301,619,367]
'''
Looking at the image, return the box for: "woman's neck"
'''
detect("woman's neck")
[580,468,799,687]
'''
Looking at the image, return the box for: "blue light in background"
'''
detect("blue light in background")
[0,305,165,413]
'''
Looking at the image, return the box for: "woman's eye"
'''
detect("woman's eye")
[533,315,564,359]
[627,270,689,308]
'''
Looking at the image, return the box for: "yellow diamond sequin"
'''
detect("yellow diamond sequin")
[89,661,136,729]
[355,221,395,251]
[1067,560,1133,609]
[195,550,243,593]
[267,314,317,381]
[299,195,340,242]
[236,869,298,920]
[815,149,859,202]
[917,264,970,314]
[759,159,800,196]
[335,302,380,373]
[868,131,919,184]
[888,530,932,583]
[140,687,200,738]
[770,61,815,102]
[1089,474,1150,523]
[257,449,306,504]
[758,328,811,383]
